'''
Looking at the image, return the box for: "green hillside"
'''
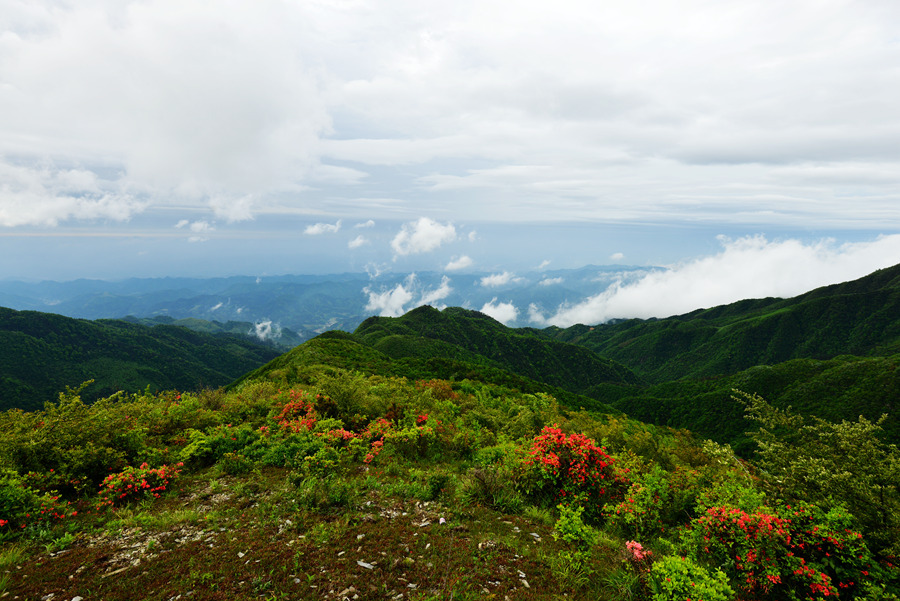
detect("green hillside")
[235,305,641,414]
[541,263,900,382]
[0,307,281,411]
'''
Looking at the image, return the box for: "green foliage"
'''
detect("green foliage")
[649,555,733,601]
[0,470,73,533]
[553,504,597,549]
[739,390,900,556]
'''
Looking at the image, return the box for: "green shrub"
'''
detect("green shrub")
[649,555,733,601]
[0,470,74,534]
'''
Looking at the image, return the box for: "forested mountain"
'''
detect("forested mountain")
[539,262,900,382]
[0,308,281,411]
[236,305,639,413]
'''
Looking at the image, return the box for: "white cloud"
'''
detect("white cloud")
[0,162,144,227]
[610,252,625,261]
[543,234,900,327]
[210,302,223,311]
[480,298,518,325]
[3,0,900,233]
[480,271,517,287]
[539,277,563,286]
[304,220,342,235]
[365,281,415,317]
[364,273,454,316]
[174,219,190,229]
[390,217,456,257]
[468,231,478,242]
[251,320,282,341]
[537,259,551,269]
[348,234,369,249]
[1,1,331,222]
[184,220,215,242]
[445,255,473,271]
[355,219,376,228]
[419,275,453,306]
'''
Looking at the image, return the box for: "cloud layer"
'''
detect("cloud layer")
[1,0,899,231]
[536,234,900,326]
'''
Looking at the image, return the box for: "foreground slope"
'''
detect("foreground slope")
[0,307,281,411]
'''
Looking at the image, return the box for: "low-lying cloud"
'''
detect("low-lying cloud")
[480,298,518,325]
[480,271,517,287]
[251,320,282,341]
[364,274,453,317]
[445,255,473,271]
[535,234,900,327]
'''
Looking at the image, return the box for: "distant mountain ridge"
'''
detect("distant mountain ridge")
[0,265,654,338]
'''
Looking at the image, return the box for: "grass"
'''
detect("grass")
[0,461,623,601]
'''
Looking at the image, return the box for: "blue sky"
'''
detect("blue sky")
[1,0,899,325]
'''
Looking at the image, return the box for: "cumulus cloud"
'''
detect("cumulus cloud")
[537,260,552,269]
[355,220,376,228]
[348,235,369,249]
[390,217,456,257]
[610,252,625,261]
[539,277,563,286]
[480,271,517,287]
[363,274,454,317]
[304,220,342,235]
[480,298,518,325]
[540,234,900,327]
[445,255,473,271]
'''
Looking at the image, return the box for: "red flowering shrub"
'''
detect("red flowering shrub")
[777,503,877,598]
[97,462,183,508]
[273,389,318,433]
[686,502,880,600]
[688,506,790,598]
[521,425,625,517]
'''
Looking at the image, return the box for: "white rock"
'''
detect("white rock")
[357,561,375,569]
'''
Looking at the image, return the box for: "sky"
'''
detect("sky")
[1,0,899,326]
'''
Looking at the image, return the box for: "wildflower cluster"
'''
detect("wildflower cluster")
[627,540,654,566]
[690,506,790,597]
[274,389,318,433]
[523,425,624,516]
[97,462,183,508]
[687,503,879,600]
